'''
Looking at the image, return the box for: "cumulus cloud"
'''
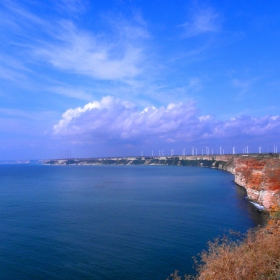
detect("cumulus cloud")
[53,96,198,141]
[52,96,280,145]
[221,115,280,136]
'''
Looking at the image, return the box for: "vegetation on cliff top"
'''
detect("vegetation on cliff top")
[44,157,221,167]
[167,211,280,280]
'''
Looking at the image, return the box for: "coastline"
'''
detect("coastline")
[44,154,280,211]
[44,155,280,278]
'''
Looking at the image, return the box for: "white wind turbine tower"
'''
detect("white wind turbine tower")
[259,146,261,154]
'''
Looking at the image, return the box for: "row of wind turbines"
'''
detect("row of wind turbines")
[141,145,279,157]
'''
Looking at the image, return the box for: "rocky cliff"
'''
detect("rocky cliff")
[222,156,280,210]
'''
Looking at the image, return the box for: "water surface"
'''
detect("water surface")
[0,164,265,279]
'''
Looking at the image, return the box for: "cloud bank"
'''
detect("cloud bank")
[53,96,280,146]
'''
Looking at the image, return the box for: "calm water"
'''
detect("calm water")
[0,164,265,279]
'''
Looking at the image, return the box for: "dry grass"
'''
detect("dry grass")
[167,218,280,280]
[196,226,280,280]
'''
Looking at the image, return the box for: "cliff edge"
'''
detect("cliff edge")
[222,156,280,210]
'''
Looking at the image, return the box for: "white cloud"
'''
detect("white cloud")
[0,0,148,87]
[231,77,261,99]
[53,96,280,145]
[0,54,30,83]
[53,96,198,141]
[0,0,45,27]
[48,86,93,101]
[200,115,280,139]
[35,18,147,82]
[181,8,222,37]
[57,0,86,15]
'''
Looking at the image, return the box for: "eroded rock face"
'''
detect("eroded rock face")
[225,156,280,209]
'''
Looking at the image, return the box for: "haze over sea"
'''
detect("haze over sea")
[0,164,265,279]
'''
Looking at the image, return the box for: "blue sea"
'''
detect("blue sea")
[0,164,265,279]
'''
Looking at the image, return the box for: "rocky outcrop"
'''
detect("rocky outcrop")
[222,156,280,210]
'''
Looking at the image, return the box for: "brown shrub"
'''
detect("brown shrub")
[168,223,280,280]
[196,227,280,280]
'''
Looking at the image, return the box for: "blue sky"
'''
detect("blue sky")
[1,0,280,159]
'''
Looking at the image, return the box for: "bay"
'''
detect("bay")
[0,164,265,279]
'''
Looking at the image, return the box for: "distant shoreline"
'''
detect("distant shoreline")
[44,154,280,211]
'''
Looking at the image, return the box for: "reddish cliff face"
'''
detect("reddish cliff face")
[225,156,280,209]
